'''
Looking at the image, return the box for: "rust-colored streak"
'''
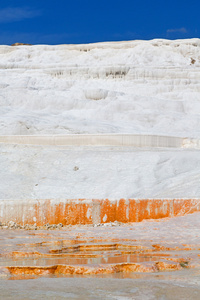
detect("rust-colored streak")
[54,203,65,225]
[64,201,92,226]
[173,199,200,217]
[100,199,117,223]
[129,199,172,222]
[116,199,129,223]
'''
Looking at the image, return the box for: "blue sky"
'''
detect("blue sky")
[0,0,199,45]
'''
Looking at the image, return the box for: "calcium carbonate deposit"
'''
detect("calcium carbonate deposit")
[0,39,200,200]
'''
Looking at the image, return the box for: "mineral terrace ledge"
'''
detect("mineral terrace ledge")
[0,134,184,148]
[0,199,199,226]
[0,135,199,148]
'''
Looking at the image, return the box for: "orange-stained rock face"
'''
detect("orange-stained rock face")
[0,198,200,226]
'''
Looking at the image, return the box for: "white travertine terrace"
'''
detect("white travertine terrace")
[0,39,200,201]
[0,38,200,137]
